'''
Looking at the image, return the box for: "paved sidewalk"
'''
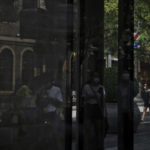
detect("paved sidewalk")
[0,95,149,150]
[134,95,150,150]
[105,95,150,150]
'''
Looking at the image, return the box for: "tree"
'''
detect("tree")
[104,0,118,56]
[134,0,150,61]
[104,0,150,60]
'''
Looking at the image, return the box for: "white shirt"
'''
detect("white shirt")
[44,85,63,113]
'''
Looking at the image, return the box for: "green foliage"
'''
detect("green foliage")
[104,0,118,14]
[16,85,32,97]
[104,66,118,102]
[14,85,35,110]
[104,0,150,60]
[104,0,118,56]
[134,0,150,60]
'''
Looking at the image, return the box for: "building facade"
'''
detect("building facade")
[0,0,69,105]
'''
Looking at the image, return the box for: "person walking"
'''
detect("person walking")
[42,81,63,123]
[141,84,150,121]
[36,80,64,150]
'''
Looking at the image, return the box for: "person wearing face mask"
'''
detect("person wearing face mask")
[82,72,107,150]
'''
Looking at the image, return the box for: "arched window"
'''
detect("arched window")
[22,50,34,84]
[0,49,13,91]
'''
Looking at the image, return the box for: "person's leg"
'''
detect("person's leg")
[93,118,105,150]
[92,106,103,150]
[84,118,93,150]
[141,107,147,121]
[84,105,96,150]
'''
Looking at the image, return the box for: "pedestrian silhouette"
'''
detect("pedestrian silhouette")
[141,84,150,121]
[82,72,107,150]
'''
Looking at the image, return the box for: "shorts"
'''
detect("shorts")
[144,101,150,107]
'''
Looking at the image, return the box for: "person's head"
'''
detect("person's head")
[91,72,100,85]
[144,83,147,90]
[46,82,52,89]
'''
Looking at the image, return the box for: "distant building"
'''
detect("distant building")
[0,0,69,104]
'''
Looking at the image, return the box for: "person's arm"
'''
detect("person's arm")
[56,88,63,102]
[103,87,107,118]
[103,87,106,97]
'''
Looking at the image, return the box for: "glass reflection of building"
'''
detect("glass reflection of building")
[0,0,68,97]
[0,1,136,150]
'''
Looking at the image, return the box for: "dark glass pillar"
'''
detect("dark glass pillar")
[65,0,74,150]
[78,0,85,149]
[118,0,134,150]
[78,0,104,149]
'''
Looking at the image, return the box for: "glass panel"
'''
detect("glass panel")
[0,0,138,150]
[0,1,69,150]
[104,0,118,149]
[77,1,105,150]
[134,0,150,149]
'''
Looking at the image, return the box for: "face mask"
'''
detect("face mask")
[93,78,100,84]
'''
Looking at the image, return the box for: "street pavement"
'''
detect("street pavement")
[0,96,149,150]
[104,95,150,150]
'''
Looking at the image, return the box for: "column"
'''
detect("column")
[118,0,134,150]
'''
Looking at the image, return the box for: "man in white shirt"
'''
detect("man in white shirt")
[42,81,63,123]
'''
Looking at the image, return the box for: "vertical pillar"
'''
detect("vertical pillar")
[78,0,85,149]
[118,0,134,150]
[134,56,137,79]
[106,56,108,68]
[108,54,112,68]
[85,1,104,149]
[84,0,104,81]
[138,59,141,73]
[65,1,74,150]
[78,0,104,150]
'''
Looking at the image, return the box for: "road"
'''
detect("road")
[0,96,149,150]
[105,95,150,150]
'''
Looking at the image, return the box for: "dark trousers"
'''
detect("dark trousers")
[84,104,104,150]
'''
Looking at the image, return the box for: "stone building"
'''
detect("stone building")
[0,0,69,104]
